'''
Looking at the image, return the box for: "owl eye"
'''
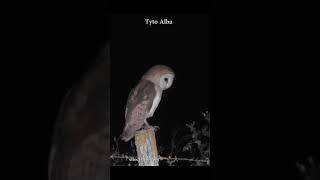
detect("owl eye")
[164,77,168,83]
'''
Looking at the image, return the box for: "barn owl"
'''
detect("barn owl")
[121,65,175,142]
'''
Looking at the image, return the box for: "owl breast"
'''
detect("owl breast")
[147,86,162,118]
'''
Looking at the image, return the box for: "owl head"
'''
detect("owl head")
[142,65,175,90]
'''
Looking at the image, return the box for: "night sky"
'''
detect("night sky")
[110,14,211,153]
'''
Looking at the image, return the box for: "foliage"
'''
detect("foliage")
[111,111,211,166]
[163,111,210,166]
[296,156,320,180]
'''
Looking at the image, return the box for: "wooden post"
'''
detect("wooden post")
[134,128,159,166]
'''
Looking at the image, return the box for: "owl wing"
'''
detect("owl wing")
[121,79,156,142]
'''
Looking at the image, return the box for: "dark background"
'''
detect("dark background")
[2,12,109,179]
[214,9,320,179]
[110,14,211,155]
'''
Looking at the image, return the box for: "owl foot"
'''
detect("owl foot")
[145,125,159,132]
[151,126,160,132]
[143,122,160,132]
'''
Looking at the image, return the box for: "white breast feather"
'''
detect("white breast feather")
[148,89,162,118]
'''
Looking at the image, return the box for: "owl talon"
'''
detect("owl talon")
[147,126,160,132]
[152,126,160,132]
[143,123,160,132]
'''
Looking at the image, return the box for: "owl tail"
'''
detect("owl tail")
[121,125,135,142]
